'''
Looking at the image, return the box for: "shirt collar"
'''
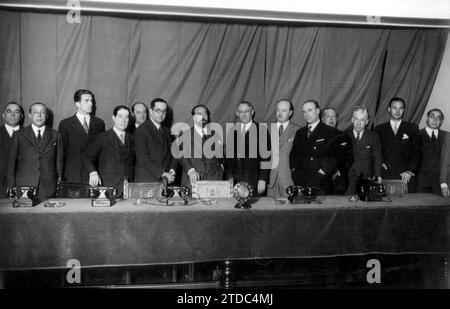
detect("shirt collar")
[194,124,206,137]
[390,119,402,128]
[425,127,438,138]
[31,124,45,137]
[4,124,20,137]
[150,118,161,130]
[76,111,90,123]
[353,129,364,139]
[308,120,320,132]
[113,127,125,138]
[241,121,253,131]
[277,120,289,129]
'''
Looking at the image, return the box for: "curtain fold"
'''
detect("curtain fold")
[0,10,446,130]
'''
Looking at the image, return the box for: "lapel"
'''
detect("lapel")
[308,121,322,142]
[23,126,40,152]
[191,127,203,155]
[70,115,89,136]
[278,123,289,147]
[39,127,52,152]
[107,129,126,161]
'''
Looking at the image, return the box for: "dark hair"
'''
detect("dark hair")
[389,97,406,109]
[29,102,46,113]
[4,101,22,113]
[191,104,210,116]
[113,105,130,117]
[74,89,94,103]
[150,98,168,110]
[302,99,320,110]
[276,99,294,112]
[237,101,254,110]
[131,102,148,113]
[427,108,444,120]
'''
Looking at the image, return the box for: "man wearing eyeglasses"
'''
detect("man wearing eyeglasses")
[0,102,24,198]
[416,109,447,194]
[134,98,177,183]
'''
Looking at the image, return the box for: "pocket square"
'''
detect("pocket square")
[366,145,371,149]
[340,142,347,146]
[402,134,409,139]
[315,138,325,142]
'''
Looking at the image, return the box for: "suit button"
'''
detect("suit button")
[313,146,316,150]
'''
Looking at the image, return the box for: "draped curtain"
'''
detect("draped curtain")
[0,10,446,130]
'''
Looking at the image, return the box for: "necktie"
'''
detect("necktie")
[307,125,312,138]
[279,125,284,137]
[82,117,89,134]
[120,133,125,145]
[202,129,207,145]
[37,129,42,143]
[356,132,360,143]
[393,122,399,135]
[431,131,437,143]
[241,124,246,136]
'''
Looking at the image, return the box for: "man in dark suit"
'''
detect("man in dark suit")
[58,89,105,184]
[289,100,337,195]
[83,106,135,197]
[225,101,271,196]
[0,102,23,198]
[177,104,224,190]
[416,109,447,194]
[321,107,353,194]
[6,103,63,202]
[439,128,450,197]
[346,107,382,195]
[134,98,177,183]
[375,97,420,193]
[127,102,148,135]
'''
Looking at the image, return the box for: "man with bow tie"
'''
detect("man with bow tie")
[82,106,135,197]
[6,103,63,202]
[177,104,224,190]
[0,102,24,198]
[375,97,420,193]
[346,106,382,195]
[289,100,338,195]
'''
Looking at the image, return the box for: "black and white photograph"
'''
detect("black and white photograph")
[0,0,449,294]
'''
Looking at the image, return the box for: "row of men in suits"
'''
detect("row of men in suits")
[1,91,449,202]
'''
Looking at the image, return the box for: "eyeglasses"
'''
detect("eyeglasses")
[152,108,167,115]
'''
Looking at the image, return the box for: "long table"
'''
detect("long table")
[0,194,449,271]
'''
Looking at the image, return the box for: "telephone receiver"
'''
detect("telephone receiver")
[7,186,38,199]
[89,186,117,199]
[161,185,191,199]
[286,185,313,197]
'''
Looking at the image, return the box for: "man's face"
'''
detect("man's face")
[149,101,167,124]
[133,103,147,126]
[276,101,292,123]
[113,108,130,131]
[236,103,254,124]
[2,103,23,127]
[193,106,209,127]
[321,109,337,128]
[352,111,368,132]
[29,104,47,127]
[388,101,405,120]
[426,110,443,130]
[302,102,320,124]
[75,94,93,115]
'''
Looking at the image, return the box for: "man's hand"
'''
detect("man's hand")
[89,171,102,187]
[441,185,449,197]
[332,170,341,181]
[188,169,199,185]
[257,180,266,194]
[318,169,326,176]
[162,172,175,184]
[400,171,414,183]
[376,176,382,184]
[382,163,388,170]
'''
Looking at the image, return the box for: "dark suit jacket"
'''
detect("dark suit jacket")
[58,115,105,183]
[82,129,135,196]
[439,131,450,187]
[6,126,64,201]
[375,121,420,178]
[346,129,382,195]
[134,119,177,182]
[178,127,224,189]
[326,128,353,194]
[289,121,338,194]
[0,126,21,198]
[225,122,271,194]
